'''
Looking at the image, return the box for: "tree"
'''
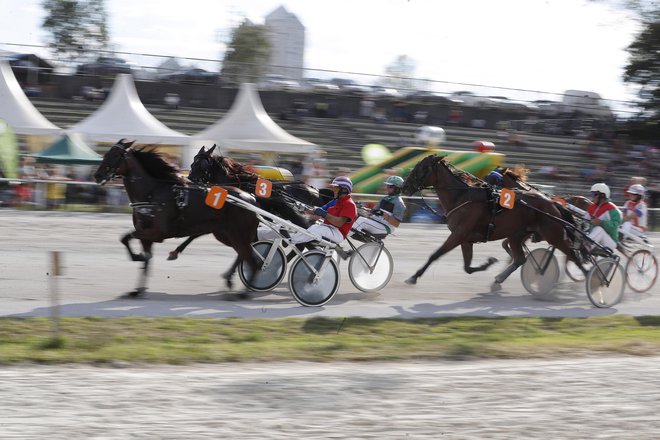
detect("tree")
[220,20,271,86]
[379,55,417,92]
[624,20,660,119]
[42,0,110,63]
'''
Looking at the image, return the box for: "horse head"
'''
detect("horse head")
[94,139,135,185]
[188,144,217,184]
[402,154,440,196]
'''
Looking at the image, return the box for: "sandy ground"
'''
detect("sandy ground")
[2,211,660,438]
[1,357,659,439]
[1,210,658,318]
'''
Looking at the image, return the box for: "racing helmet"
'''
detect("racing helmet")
[385,175,404,188]
[330,176,353,193]
[627,184,646,196]
[590,183,610,198]
[485,170,503,187]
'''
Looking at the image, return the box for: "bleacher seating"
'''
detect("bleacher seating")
[30,98,629,204]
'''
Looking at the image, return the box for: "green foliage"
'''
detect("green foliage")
[221,20,271,86]
[41,0,110,62]
[624,20,660,119]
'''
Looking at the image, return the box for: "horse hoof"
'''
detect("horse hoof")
[490,282,502,292]
[404,277,417,285]
[129,288,146,298]
[487,257,499,265]
[167,251,179,261]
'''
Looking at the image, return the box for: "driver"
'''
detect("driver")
[584,183,622,254]
[257,176,357,245]
[352,175,406,235]
[484,169,504,188]
[620,183,648,239]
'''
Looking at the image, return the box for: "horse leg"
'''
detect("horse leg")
[405,233,464,285]
[222,257,242,289]
[461,243,498,274]
[121,231,147,261]
[491,237,526,292]
[167,234,201,261]
[131,240,153,297]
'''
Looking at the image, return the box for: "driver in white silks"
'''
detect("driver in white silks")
[620,183,648,240]
[584,183,622,254]
[352,175,406,236]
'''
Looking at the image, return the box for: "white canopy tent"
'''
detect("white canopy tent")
[0,60,61,135]
[188,83,318,165]
[68,73,189,145]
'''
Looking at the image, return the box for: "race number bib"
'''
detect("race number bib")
[205,186,228,209]
[255,178,273,198]
[499,188,515,209]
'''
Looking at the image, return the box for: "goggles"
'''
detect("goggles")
[590,191,602,197]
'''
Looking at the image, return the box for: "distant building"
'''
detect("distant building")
[264,6,305,81]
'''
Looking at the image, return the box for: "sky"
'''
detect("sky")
[1,0,643,115]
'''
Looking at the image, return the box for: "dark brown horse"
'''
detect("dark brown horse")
[168,145,334,266]
[401,154,584,291]
[94,139,260,297]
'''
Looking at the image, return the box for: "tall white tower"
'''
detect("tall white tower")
[264,6,305,80]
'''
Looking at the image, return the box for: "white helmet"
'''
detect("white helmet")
[590,183,611,198]
[627,184,645,196]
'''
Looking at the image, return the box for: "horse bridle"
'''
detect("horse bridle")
[98,143,131,185]
[190,153,214,184]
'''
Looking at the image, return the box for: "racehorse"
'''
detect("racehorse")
[167,145,334,267]
[401,154,585,291]
[93,139,260,297]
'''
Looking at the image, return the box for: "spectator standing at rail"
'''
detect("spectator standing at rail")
[584,183,622,254]
[353,175,406,235]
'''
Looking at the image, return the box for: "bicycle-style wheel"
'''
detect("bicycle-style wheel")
[625,250,658,293]
[289,250,340,307]
[238,240,287,292]
[586,258,625,308]
[348,243,393,292]
[565,257,593,282]
[520,248,560,299]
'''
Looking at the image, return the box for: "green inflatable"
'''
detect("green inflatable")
[350,146,505,194]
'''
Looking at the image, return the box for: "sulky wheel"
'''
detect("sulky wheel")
[520,248,560,299]
[348,243,393,292]
[288,250,340,307]
[586,257,625,308]
[564,256,594,282]
[625,250,658,293]
[238,240,287,292]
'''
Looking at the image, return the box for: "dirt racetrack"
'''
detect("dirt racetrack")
[1,210,658,318]
[2,210,660,439]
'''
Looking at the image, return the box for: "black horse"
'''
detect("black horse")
[401,154,584,291]
[167,145,334,266]
[93,139,260,297]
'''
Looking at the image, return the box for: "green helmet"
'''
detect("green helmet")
[385,175,404,188]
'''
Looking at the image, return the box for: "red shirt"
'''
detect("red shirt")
[324,195,358,238]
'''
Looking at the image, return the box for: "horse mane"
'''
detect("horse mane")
[132,148,183,184]
[214,156,259,181]
[437,156,483,187]
[502,166,529,182]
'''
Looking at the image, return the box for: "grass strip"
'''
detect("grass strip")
[1,315,659,365]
